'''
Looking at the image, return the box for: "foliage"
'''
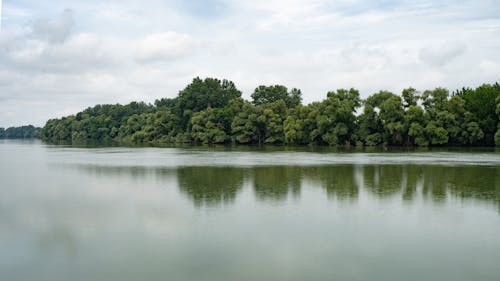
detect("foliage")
[251,85,302,108]
[177,77,242,130]
[455,83,500,145]
[0,125,41,139]
[40,78,500,147]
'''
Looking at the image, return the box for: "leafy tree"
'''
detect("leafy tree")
[445,95,485,145]
[190,107,229,144]
[0,125,41,139]
[251,85,302,108]
[420,88,451,145]
[406,105,428,146]
[261,100,288,143]
[361,91,404,145]
[402,87,419,108]
[154,97,178,109]
[425,121,449,145]
[456,83,500,145]
[118,114,149,142]
[283,115,301,144]
[231,102,262,144]
[42,116,74,141]
[284,103,322,145]
[177,77,242,130]
[422,88,449,113]
[462,120,484,144]
[317,88,361,146]
[379,95,406,144]
[495,94,500,146]
[358,104,384,146]
[149,109,180,142]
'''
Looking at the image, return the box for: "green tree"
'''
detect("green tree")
[425,121,449,145]
[231,102,262,144]
[358,104,384,146]
[456,83,500,145]
[154,97,178,109]
[421,88,451,145]
[190,107,229,144]
[379,95,406,145]
[177,77,242,130]
[251,85,302,108]
[178,77,241,112]
[1,125,41,139]
[406,105,428,146]
[261,100,288,143]
[360,91,404,145]
[402,87,419,108]
[494,94,500,145]
[149,109,180,142]
[422,88,449,113]
[284,103,322,145]
[316,89,361,146]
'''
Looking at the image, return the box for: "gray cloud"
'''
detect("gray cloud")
[419,42,467,67]
[135,32,197,64]
[31,9,74,43]
[0,10,123,76]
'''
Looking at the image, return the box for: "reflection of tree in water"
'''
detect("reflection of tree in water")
[401,165,423,201]
[421,166,499,204]
[252,166,302,201]
[77,163,499,210]
[303,166,358,200]
[359,164,499,208]
[363,165,404,198]
[177,167,245,207]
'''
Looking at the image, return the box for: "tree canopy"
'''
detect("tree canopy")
[0,125,41,139]
[40,78,500,147]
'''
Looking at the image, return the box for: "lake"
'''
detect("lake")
[1,139,499,281]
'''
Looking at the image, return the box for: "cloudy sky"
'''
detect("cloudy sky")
[0,0,499,127]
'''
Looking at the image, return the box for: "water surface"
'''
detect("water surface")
[1,140,499,281]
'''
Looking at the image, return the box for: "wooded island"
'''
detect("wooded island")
[41,78,500,147]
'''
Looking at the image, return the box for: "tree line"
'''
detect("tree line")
[41,77,500,146]
[0,125,41,139]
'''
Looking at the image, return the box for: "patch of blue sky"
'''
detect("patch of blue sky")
[174,0,231,19]
[318,0,402,16]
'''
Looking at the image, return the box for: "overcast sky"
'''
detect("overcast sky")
[0,0,499,127]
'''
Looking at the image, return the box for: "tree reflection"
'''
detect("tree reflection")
[252,166,302,201]
[401,165,423,201]
[72,163,499,210]
[361,164,499,206]
[177,167,245,207]
[363,165,404,198]
[303,166,358,200]
[420,165,499,203]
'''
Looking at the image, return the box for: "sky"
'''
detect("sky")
[0,0,499,127]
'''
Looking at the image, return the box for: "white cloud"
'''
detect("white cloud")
[135,32,197,64]
[0,32,119,73]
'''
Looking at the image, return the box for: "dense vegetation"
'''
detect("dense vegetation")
[0,125,41,139]
[41,77,500,146]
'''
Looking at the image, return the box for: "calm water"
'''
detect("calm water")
[1,140,500,281]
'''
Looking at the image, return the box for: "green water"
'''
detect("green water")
[1,140,500,281]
